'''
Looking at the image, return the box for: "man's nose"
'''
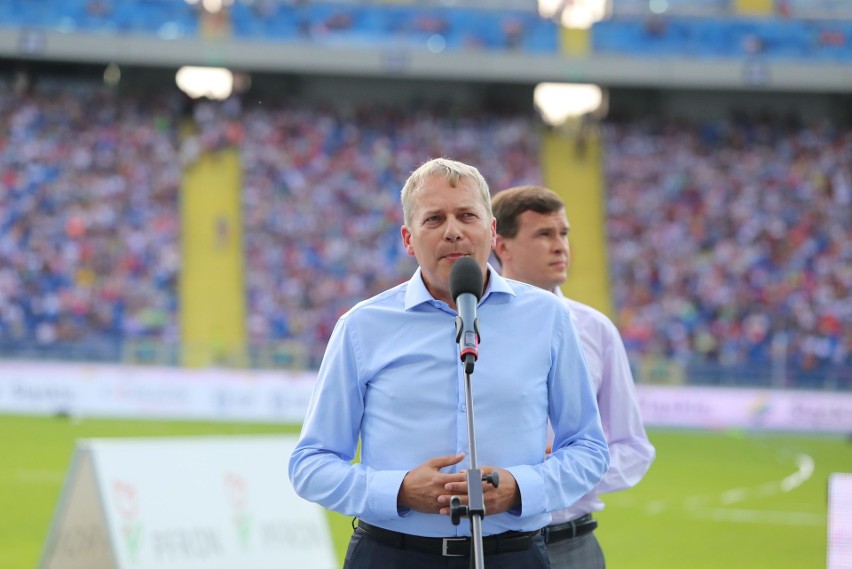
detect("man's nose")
[444,217,463,241]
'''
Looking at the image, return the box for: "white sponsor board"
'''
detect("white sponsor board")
[0,361,315,423]
[828,473,852,569]
[39,435,337,569]
[637,385,852,432]
[3,360,852,432]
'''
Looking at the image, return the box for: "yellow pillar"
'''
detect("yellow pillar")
[542,125,615,320]
[561,27,591,57]
[180,148,247,367]
[733,0,774,16]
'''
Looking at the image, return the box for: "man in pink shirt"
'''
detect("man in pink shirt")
[492,185,655,568]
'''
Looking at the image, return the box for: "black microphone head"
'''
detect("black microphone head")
[450,256,484,302]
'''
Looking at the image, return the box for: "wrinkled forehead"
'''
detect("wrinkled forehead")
[410,177,488,217]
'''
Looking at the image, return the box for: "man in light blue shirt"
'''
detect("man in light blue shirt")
[289,158,609,568]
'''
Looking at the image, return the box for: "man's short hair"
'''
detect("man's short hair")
[401,158,492,227]
[492,185,565,239]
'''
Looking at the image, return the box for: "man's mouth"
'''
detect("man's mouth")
[444,252,470,261]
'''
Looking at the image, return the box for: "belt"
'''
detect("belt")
[542,514,597,544]
[356,520,538,557]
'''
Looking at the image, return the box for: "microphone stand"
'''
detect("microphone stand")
[450,322,499,569]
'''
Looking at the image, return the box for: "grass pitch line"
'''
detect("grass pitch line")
[780,453,814,492]
[716,452,814,506]
[643,452,816,524]
[643,500,668,515]
[692,508,825,526]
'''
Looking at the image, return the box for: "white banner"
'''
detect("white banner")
[828,473,852,569]
[637,385,852,432]
[0,361,315,423]
[39,435,337,569]
[3,360,852,432]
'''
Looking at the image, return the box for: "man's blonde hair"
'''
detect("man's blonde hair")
[401,158,493,227]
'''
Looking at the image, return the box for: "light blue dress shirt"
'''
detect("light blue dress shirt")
[289,265,609,538]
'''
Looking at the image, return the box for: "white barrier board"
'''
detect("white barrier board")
[636,385,852,432]
[0,360,316,423]
[4,360,852,433]
[828,473,852,569]
[39,435,337,569]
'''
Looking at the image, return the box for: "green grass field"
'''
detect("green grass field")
[1,414,848,569]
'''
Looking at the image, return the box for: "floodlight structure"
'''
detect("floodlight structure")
[538,0,610,29]
[534,82,608,130]
[176,66,234,100]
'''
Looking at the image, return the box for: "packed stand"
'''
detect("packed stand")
[230,1,558,53]
[0,80,543,367]
[593,17,852,61]
[0,0,556,54]
[603,116,852,387]
[0,79,182,360]
[238,101,543,366]
[0,0,197,38]
[4,79,850,389]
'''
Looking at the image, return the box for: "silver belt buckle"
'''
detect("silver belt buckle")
[441,537,467,557]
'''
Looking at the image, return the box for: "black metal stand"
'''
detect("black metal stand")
[449,352,500,569]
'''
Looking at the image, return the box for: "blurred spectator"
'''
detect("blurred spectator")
[412,14,449,35]
[501,16,525,49]
[86,0,112,18]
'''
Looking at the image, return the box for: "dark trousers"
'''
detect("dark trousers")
[343,527,552,569]
[546,532,604,568]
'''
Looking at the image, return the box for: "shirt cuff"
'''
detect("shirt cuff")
[367,469,410,520]
[505,464,544,517]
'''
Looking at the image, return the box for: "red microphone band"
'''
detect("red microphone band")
[460,347,478,361]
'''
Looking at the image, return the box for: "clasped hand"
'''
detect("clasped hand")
[397,452,520,517]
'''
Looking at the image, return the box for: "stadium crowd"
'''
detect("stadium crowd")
[0,79,182,359]
[603,116,851,385]
[236,100,543,365]
[1,78,849,386]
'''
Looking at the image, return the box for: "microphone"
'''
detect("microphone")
[450,256,483,375]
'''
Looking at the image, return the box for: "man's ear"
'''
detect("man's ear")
[401,225,415,256]
[493,234,509,263]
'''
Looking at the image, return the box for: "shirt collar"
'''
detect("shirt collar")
[404,263,516,311]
